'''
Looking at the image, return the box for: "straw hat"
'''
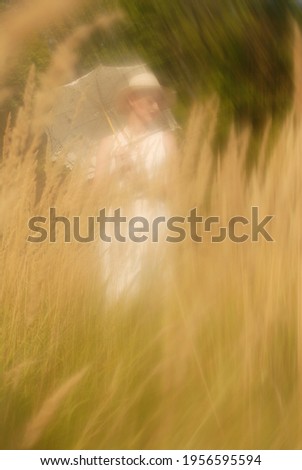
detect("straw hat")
[115,71,175,114]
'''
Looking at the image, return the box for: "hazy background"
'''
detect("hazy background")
[0,0,301,450]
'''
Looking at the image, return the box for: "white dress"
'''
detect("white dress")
[100,128,169,303]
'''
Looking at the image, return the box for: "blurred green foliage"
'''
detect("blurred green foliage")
[116,0,295,129]
[0,0,299,162]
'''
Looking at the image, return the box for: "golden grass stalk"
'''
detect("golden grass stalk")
[21,367,88,449]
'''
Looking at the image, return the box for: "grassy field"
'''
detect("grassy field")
[0,2,301,450]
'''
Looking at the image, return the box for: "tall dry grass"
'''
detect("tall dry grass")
[0,2,301,450]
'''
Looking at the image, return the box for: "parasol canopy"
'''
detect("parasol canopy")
[47,62,178,172]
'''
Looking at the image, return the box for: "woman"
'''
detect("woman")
[94,71,177,304]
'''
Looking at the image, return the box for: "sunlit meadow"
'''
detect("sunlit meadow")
[0,0,301,450]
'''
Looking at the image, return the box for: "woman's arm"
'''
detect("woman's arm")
[163,130,178,159]
[94,135,113,182]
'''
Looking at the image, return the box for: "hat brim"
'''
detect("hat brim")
[115,85,176,114]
